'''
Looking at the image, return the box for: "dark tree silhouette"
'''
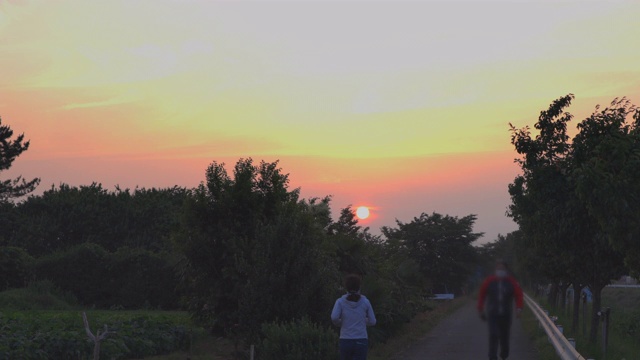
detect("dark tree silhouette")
[0,117,40,201]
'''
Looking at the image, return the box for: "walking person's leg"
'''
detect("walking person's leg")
[352,338,368,360]
[340,339,355,360]
[488,316,499,360]
[498,316,512,360]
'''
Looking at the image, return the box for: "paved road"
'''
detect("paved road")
[398,300,538,360]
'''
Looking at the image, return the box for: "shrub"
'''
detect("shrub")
[0,246,33,291]
[106,247,180,309]
[34,243,179,309]
[34,243,111,306]
[0,280,77,310]
[259,318,338,360]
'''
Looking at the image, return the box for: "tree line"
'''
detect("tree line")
[506,94,640,344]
[4,93,637,349]
[1,116,488,347]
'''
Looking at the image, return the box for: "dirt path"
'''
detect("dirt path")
[398,299,538,360]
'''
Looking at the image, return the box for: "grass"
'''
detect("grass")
[139,335,236,360]
[0,280,78,310]
[0,307,233,359]
[602,286,640,311]
[0,285,477,359]
[531,287,640,360]
[520,301,560,360]
[368,296,468,360]
[148,298,469,360]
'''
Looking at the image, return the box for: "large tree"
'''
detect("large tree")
[0,117,40,201]
[176,158,338,339]
[382,212,481,295]
[572,98,640,276]
[508,95,587,310]
[509,95,627,343]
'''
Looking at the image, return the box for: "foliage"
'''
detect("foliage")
[0,310,192,359]
[0,246,33,291]
[571,98,640,275]
[326,206,376,275]
[0,280,77,310]
[0,116,40,201]
[382,212,481,295]
[176,159,338,338]
[0,154,489,355]
[6,184,189,256]
[34,242,111,307]
[108,247,180,309]
[508,94,630,343]
[34,243,179,309]
[258,318,338,360]
[533,288,640,360]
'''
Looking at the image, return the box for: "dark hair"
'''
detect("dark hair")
[496,259,511,273]
[345,274,361,302]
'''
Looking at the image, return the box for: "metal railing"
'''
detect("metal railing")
[524,293,588,360]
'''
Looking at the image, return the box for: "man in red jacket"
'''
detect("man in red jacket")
[477,260,524,360]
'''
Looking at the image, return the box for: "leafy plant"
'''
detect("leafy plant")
[0,310,193,359]
[259,318,338,360]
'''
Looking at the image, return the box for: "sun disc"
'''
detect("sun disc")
[356,206,370,219]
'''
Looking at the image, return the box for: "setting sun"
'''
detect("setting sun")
[356,206,370,220]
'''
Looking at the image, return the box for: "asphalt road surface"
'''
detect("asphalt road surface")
[398,300,539,360]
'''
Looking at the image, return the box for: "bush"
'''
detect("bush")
[0,280,77,310]
[34,243,179,309]
[259,318,338,360]
[0,246,33,291]
[34,243,111,306]
[106,247,180,309]
[361,274,430,344]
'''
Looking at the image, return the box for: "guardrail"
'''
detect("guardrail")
[524,293,588,360]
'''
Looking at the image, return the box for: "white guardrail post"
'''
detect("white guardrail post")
[524,293,589,360]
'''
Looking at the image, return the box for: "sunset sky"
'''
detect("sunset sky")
[2,0,639,242]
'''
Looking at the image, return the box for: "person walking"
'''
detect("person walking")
[331,274,377,360]
[477,260,524,360]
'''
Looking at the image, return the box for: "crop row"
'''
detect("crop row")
[0,310,193,359]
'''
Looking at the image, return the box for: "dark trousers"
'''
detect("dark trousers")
[488,314,511,360]
[339,338,368,360]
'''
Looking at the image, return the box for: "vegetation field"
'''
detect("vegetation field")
[532,287,640,360]
[0,309,201,360]
[146,297,467,360]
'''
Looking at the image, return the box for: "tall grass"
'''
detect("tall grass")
[0,280,78,310]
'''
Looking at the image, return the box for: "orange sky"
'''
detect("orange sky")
[2,0,640,241]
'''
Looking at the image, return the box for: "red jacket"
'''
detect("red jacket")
[477,275,523,316]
